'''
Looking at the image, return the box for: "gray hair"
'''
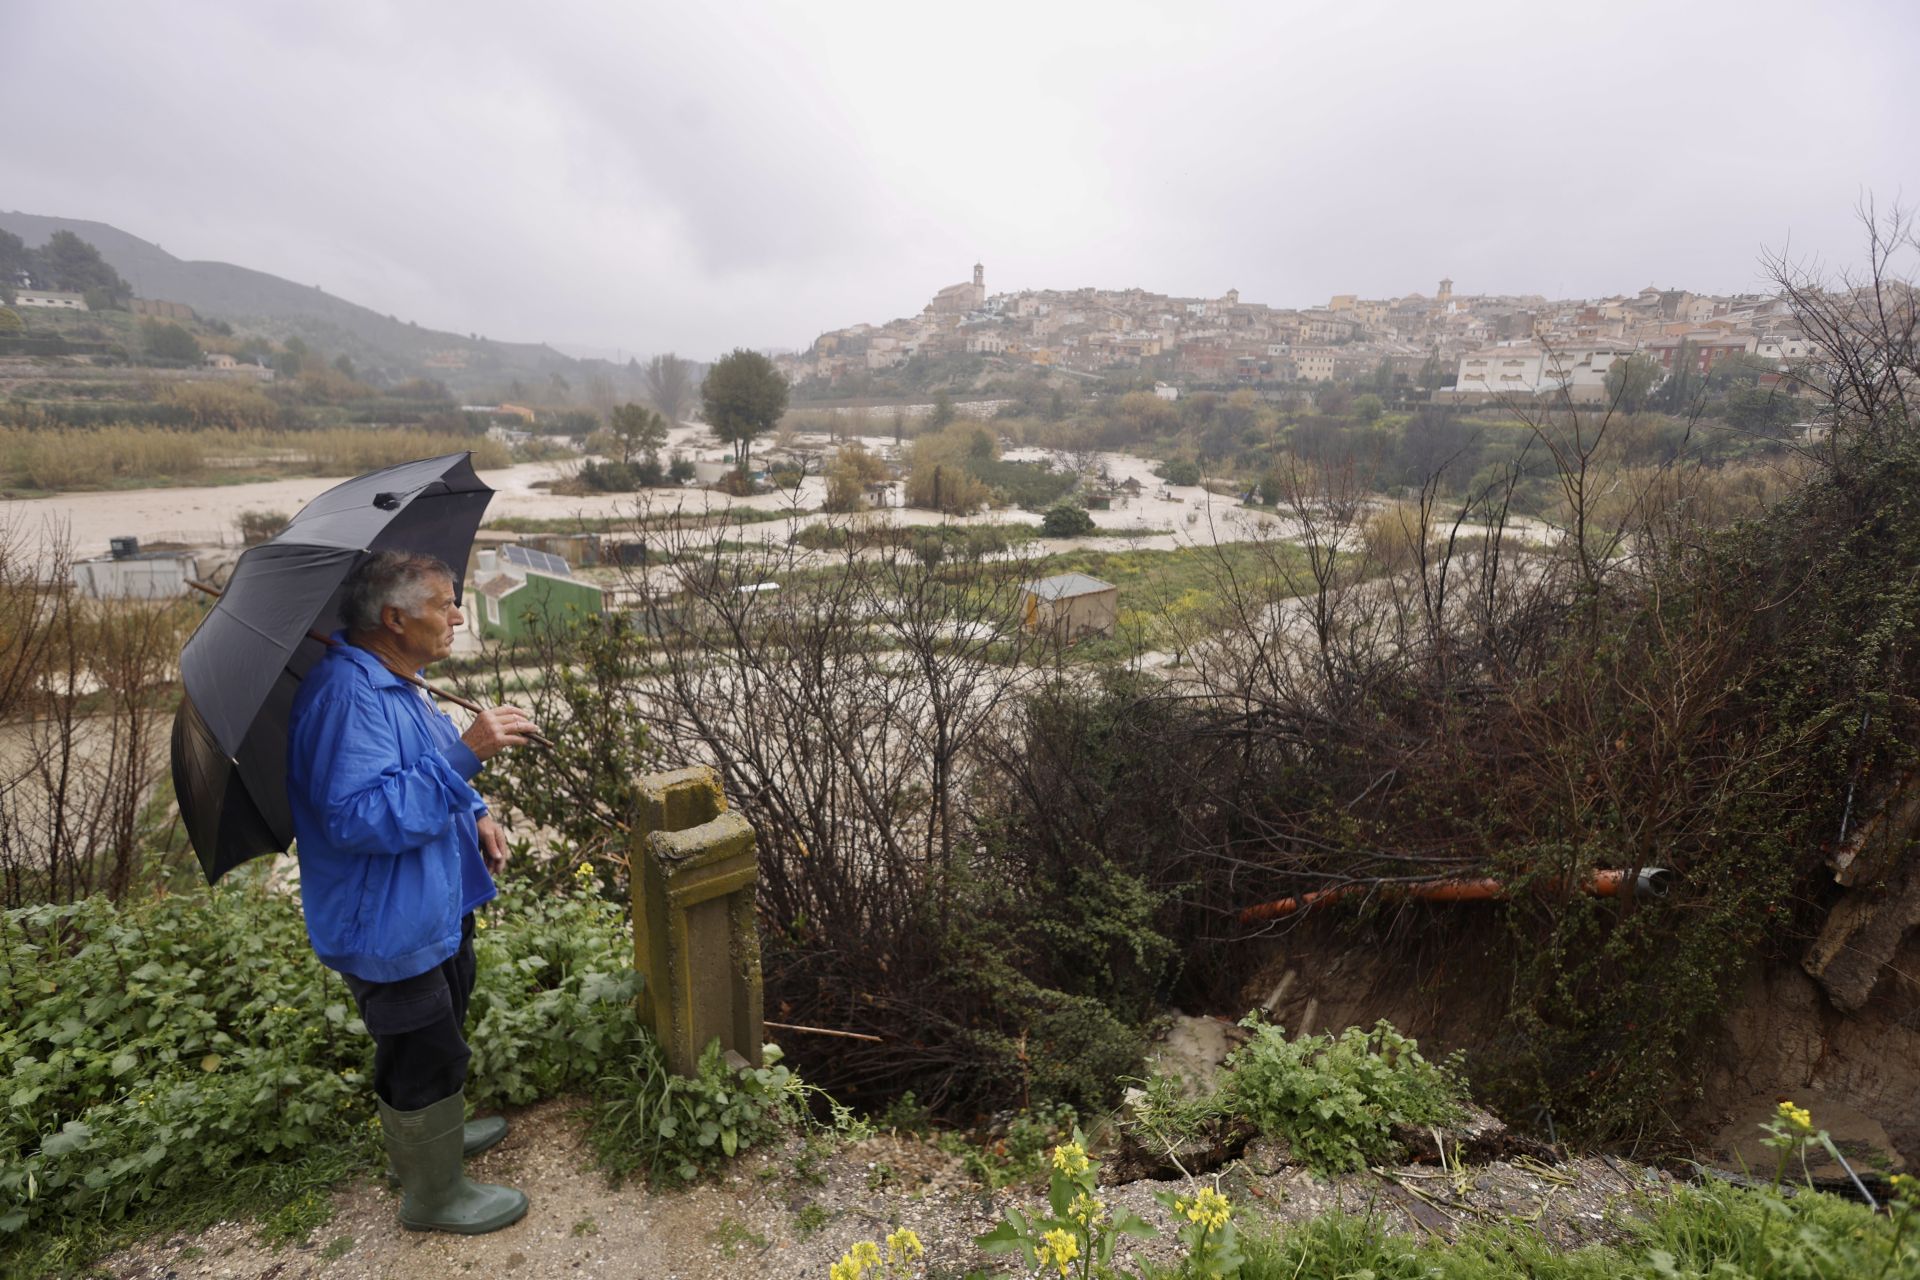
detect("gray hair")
[340,551,455,633]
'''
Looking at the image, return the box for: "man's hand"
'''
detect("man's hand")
[462,705,539,761]
[477,814,510,875]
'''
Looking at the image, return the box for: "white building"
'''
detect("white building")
[1755,334,1819,362]
[1455,346,1546,395]
[1539,344,1633,401]
[72,551,199,599]
[14,290,88,310]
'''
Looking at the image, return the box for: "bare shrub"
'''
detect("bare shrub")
[0,528,196,906]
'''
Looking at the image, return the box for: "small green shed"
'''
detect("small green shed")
[472,564,605,644]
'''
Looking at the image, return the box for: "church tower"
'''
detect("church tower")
[1437,277,1454,303]
[973,262,985,306]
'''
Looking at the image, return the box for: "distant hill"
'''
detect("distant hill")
[0,211,597,396]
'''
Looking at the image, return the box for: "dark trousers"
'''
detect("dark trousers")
[342,914,477,1112]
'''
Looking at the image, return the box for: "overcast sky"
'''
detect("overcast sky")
[7,1,1916,359]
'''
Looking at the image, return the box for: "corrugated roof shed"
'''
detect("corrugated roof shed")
[1023,572,1117,601]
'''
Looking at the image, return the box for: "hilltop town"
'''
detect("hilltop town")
[779,263,1820,404]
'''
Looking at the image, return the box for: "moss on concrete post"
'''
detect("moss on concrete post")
[631,765,764,1076]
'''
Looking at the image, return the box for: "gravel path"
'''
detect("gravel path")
[95,1100,1670,1280]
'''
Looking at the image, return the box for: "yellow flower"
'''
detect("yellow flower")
[1181,1187,1232,1232]
[1051,1142,1090,1176]
[830,1239,884,1280]
[1068,1192,1106,1225]
[1892,1173,1918,1203]
[885,1227,924,1262]
[1036,1227,1080,1276]
[1776,1101,1814,1132]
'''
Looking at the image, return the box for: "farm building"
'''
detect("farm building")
[1019,572,1118,644]
[71,538,199,599]
[469,545,604,644]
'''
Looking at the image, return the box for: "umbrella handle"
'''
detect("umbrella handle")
[187,581,554,749]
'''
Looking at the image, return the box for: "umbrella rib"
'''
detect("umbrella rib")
[211,606,304,656]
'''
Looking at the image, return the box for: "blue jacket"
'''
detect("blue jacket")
[287,634,495,982]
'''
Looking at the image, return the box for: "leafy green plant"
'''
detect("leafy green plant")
[936,1104,1081,1190]
[977,1129,1157,1278]
[1040,504,1097,538]
[0,876,636,1272]
[1220,1017,1466,1173]
[587,1035,859,1186]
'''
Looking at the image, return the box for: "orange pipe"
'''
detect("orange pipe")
[1238,868,1669,925]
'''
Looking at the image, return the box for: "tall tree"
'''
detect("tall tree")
[701,348,788,472]
[643,352,695,425]
[608,402,669,466]
[39,231,129,300]
[0,230,27,304]
[1603,353,1662,414]
[140,319,201,363]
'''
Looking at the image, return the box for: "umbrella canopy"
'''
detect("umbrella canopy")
[172,453,494,883]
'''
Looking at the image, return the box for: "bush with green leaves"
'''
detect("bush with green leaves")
[1220,1017,1467,1173]
[1157,459,1202,487]
[0,873,634,1266]
[587,1036,861,1187]
[1041,503,1097,537]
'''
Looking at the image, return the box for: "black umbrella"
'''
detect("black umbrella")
[171,452,495,883]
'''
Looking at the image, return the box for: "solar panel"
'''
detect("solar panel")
[501,544,573,577]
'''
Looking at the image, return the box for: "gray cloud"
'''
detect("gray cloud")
[5,0,1915,357]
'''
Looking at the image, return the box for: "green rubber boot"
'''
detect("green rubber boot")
[386,1114,508,1187]
[379,1092,529,1235]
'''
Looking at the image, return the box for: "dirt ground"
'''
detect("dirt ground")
[94,1099,1671,1280]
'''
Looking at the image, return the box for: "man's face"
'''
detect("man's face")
[388,575,462,668]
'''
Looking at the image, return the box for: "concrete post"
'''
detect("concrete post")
[631,765,765,1076]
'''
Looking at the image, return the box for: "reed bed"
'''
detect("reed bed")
[0,426,509,491]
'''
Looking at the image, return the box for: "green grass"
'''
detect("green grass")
[1227,1180,1920,1280]
[708,1216,769,1259]
[1035,540,1315,603]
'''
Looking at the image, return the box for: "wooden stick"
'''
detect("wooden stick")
[763,1020,884,1044]
[187,579,554,748]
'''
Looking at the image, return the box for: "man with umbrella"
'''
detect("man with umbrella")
[286,549,538,1235]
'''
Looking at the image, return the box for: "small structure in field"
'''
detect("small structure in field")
[1020,572,1118,644]
[469,545,604,644]
[71,537,199,599]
